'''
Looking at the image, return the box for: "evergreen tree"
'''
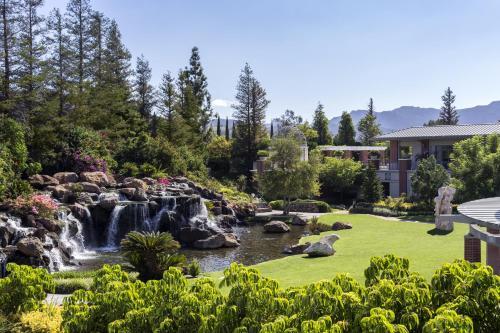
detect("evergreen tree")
[187,46,212,136]
[0,0,19,113]
[134,54,155,120]
[47,8,71,117]
[360,164,383,203]
[439,87,458,125]
[231,121,236,139]
[216,115,221,136]
[358,98,381,145]
[89,11,108,86]
[158,71,177,141]
[336,111,356,145]
[225,116,229,140]
[232,63,269,172]
[279,109,302,127]
[312,102,332,145]
[65,0,92,92]
[16,0,45,121]
[270,121,274,138]
[102,20,131,86]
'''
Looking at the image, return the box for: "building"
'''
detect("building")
[374,123,500,197]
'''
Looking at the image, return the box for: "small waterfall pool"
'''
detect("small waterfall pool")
[69,224,306,273]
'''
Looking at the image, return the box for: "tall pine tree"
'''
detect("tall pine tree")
[225,116,229,140]
[232,63,269,172]
[158,71,178,142]
[134,54,155,121]
[0,0,19,113]
[89,11,108,86]
[358,98,381,145]
[216,115,221,136]
[312,102,332,145]
[439,87,458,125]
[336,111,356,145]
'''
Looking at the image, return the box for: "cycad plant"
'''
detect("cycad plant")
[120,231,186,281]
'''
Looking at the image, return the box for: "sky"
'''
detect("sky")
[41,0,500,121]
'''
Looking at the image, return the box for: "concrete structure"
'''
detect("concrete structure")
[438,197,500,274]
[374,123,500,197]
[319,146,387,167]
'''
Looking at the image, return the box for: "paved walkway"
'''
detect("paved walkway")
[45,293,68,305]
[256,210,333,219]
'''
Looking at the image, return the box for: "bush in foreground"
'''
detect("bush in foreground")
[57,255,500,333]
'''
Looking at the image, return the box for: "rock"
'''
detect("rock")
[331,222,352,231]
[75,192,94,205]
[291,215,308,226]
[53,172,79,184]
[223,233,240,247]
[98,192,119,210]
[211,207,222,216]
[120,187,136,199]
[29,174,59,189]
[142,177,156,185]
[0,245,17,261]
[221,206,234,215]
[263,220,290,233]
[434,186,456,231]
[16,237,45,257]
[52,185,74,203]
[217,215,238,229]
[122,178,148,190]
[36,218,62,233]
[193,233,226,249]
[80,171,109,187]
[304,234,340,257]
[22,215,37,228]
[79,182,102,194]
[0,224,16,247]
[69,203,89,221]
[283,242,311,255]
[131,188,148,201]
[178,227,212,244]
[106,173,117,187]
[32,228,48,241]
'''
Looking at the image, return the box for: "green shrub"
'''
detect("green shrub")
[187,260,201,278]
[0,264,54,315]
[54,278,92,294]
[269,200,284,210]
[19,304,62,333]
[289,199,331,213]
[307,216,331,234]
[257,150,269,157]
[119,162,140,177]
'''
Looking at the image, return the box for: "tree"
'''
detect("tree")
[232,63,269,173]
[259,135,320,214]
[360,164,383,202]
[279,109,302,128]
[439,87,458,125]
[411,155,450,207]
[358,98,382,145]
[158,71,177,141]
[319,157,363,200]
[207,136,231,177]
[336,111,356,145]
[65,0,92,92]
[449,134,500,201]
[216,115,221,136]
[120,231,185,281]
[225,116,229,140]
[312,102,332,145]
[187,46,212,137]
[270,121,274,138]
[0,0,19,112]
[89,11,108,85]
[297,121,319,150]
[134,55,155,120]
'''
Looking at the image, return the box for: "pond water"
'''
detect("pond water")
[72,224,306,273]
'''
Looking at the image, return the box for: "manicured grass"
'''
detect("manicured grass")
[208,213,482,288]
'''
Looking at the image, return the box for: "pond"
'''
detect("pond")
[71,224,306,273]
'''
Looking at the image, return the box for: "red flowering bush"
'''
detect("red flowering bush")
[72,150,108,173]
[11,194,58,219]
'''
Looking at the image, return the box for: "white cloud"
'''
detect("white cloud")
[212,99,234,108]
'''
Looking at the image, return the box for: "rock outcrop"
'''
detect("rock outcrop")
[304,234,340,257]
[264,221,290,233]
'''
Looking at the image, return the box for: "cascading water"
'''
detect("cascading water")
[105,205,126,249]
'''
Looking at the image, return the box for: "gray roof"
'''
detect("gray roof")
[320,145,387,151]
[375,123,500,141]
[458,197,500,226]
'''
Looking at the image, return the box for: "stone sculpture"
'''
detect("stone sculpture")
[434,186,456,231]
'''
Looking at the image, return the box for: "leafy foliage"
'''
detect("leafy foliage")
[357,98,381,145]
[411,156,450,207]
[319,157,363,199]
[120,231,185,281]
[360,164,383,203]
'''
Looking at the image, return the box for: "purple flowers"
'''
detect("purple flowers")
[72,150,108,173]
[158,178,170,186]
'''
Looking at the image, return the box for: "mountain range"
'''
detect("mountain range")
[328,101,500,134]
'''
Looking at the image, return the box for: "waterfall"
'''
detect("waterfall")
[150,196,176,231]
[105,205,125,249]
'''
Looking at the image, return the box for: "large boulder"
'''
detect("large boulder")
[69,203,90,221]
[120,188,136,200]
[80,172,109,187]
[304,234,340,257]
[193,233,226,249]
[263,220,290,233]
[29,174,59,189]
[51,185,74,203]
[131,188,148,201]
[79,182,102,194]
[223,233,240,247]
[178,227,212,244]
[53,172,79,184]
[122,178,148,191]
[36,218,62,233]
[16,237,45,257]
[291,215,308,226]
[98,192,120,210]
[0,224,16,247]
[283,242,311,255]
[331,222,352,231]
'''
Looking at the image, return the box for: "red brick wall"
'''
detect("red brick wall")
[464,234,481,263]
[486,228,500,275]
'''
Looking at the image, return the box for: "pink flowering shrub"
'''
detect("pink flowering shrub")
[12,194,58,219]
[157,178,170,187]
[72,150,108,173]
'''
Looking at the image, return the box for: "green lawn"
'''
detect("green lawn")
[207,213,482,288]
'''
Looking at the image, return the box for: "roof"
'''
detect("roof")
[458,197,500,226]
[375,123,500,141]
[319,145,387,151]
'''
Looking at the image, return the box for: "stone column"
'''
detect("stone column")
[398,159,410,195]
[343,150,352,159]
[486,228,500,274]
[360,150,369,164]
[389,140,398,169]
[464,234,481,263]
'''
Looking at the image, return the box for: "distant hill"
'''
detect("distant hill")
[328,101,500,135]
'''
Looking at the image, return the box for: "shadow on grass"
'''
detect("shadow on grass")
[427,228,453,236]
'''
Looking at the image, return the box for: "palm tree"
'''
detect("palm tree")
[120,231,186,281]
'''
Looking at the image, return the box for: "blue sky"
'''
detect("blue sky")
[42,0,500,121]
